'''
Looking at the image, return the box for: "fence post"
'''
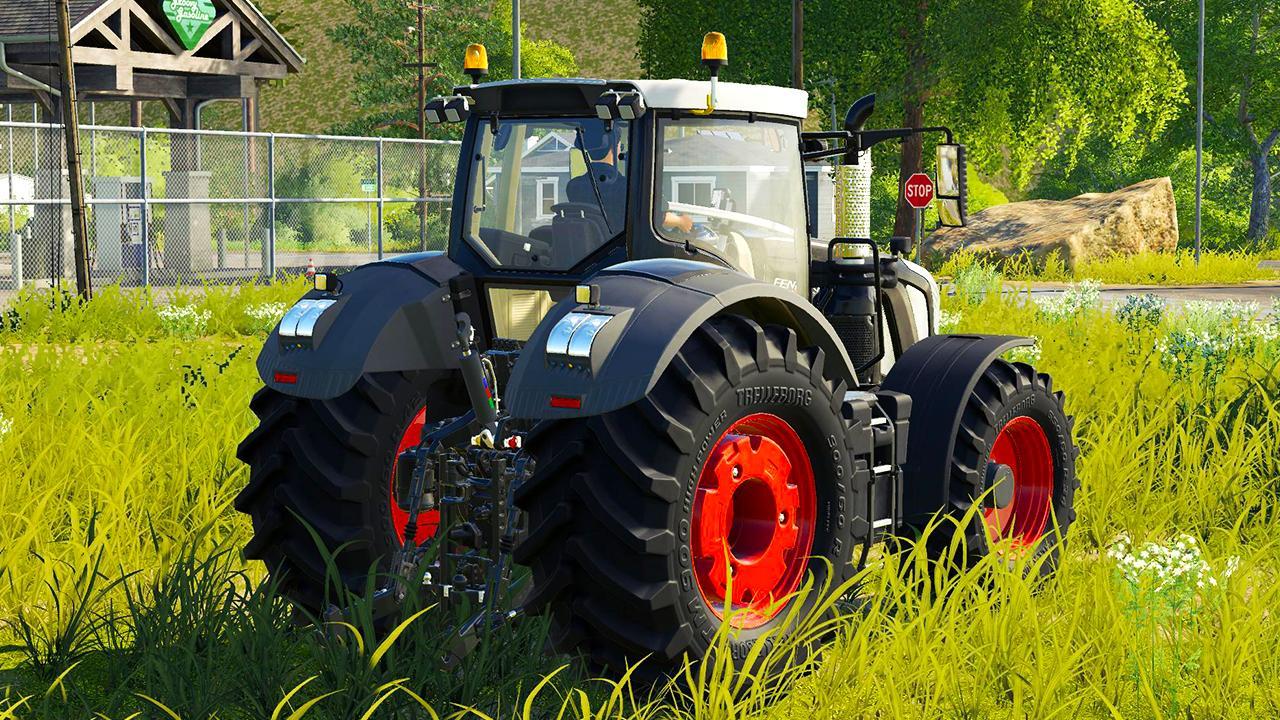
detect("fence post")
[140,126,150,287]
[7,106,20,290]
[376,137,384,260]
[267,133,276,277]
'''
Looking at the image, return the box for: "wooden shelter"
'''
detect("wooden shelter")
[0,0,304,129]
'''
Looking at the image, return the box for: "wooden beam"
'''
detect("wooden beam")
[69,0,129,45]
[235,39,262,62]
[188,74,257,99]
[125,0,185,56]
[182,12,235,57]
[71,46,289,79]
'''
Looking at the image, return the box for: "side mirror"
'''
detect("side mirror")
[936,144,968,227]
[844,94,876,134]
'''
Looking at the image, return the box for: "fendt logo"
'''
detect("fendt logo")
[903,172,936,209]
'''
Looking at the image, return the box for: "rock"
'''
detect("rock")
[928,177,1179,267]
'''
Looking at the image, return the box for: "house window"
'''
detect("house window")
[671,176,715,208]
[536,177,559,219]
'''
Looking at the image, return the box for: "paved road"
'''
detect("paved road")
[1019,281,1280,316]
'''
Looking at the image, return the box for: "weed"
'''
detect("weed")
[1115,293,1166,333]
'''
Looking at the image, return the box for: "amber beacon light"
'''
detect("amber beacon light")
[464,43,488,82]
[696,32,728,115]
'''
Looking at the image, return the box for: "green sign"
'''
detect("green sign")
[361,179,377,193]
[162,0,217,50]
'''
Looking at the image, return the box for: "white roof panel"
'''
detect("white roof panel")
[626,80,809,120]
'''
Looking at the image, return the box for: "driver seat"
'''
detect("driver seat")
[547,203,609,266]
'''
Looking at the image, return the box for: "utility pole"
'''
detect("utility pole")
[56,0,92,299]
[1194,0,1204,264]
[417,1,426,247]
[512,0,521,79]
[791,0,803,90]
[402,3,440,250]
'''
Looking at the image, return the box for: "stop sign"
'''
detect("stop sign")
[904,173,935,209]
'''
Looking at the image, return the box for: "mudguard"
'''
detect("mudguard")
[879,333,1033,527]
[504,259,857,419]
[255,252,472,399]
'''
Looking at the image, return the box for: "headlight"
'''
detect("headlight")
[566,315,610,359]
[546,311,612,362]
[279,299,336,340]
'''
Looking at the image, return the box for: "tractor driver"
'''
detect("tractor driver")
[567,123,694,234]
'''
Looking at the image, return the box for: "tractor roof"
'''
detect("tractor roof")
[460,78,809,121]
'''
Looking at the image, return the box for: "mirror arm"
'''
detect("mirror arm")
[801,125,955,164]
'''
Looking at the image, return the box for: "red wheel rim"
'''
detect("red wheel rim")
[690,413,817,629]
[390,407,439,543]
[983,416,1054,546]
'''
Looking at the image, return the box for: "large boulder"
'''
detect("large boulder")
[928,177,1179,266]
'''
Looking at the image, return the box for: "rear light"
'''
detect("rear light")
[549,395,582,410]
[274,371,299,385]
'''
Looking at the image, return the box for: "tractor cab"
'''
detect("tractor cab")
[431,64,814,342]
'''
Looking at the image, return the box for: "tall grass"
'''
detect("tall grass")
[0,286,1278,717]
[0,280,308,343]
[939,249,1279,286]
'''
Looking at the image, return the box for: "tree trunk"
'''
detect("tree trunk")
[893,97,925,239]
[1247,131,1278,242]
[893,0,929,241]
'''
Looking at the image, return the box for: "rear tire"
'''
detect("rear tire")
[925,359,1079,574]
[514,315,862,677]
[234,371,462,611]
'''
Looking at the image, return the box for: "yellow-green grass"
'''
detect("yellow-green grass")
[0,288,1278,717]
[940,249,1280,286]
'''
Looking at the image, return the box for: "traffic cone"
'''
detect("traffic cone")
[305,258,316,279]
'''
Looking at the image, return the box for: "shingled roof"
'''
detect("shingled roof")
[0,1,103,40]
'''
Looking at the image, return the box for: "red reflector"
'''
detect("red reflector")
[274,371,299,385]
[549,395,582,410]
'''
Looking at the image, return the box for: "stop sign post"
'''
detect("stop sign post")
[903,172,935,262]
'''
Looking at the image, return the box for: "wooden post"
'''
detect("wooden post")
[56,0,92,299]
[791,0,803,90]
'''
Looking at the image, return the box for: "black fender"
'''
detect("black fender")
[256,252,473,399]
[504,259,857,419]
[879,333,1033,527]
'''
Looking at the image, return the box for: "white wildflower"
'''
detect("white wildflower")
[937,309,963,333]
[158,304,212,339]
[244,302,288,333]
[1004,337,1042,365]
[1035,280,1102,321]
[0,412,12,438]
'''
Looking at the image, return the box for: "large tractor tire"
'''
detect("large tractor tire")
[235,370,463,611]
[514,314,861,676]
[923,359,1079,573]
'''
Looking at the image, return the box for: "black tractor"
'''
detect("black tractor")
[236,35,1078,676]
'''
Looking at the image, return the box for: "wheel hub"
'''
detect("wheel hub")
[390,407,440,543]
[690,413,816,629]
[983,415,1054,546]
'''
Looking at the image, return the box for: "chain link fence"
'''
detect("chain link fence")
[0,119,460,290]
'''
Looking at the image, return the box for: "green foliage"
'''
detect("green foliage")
[1115,293,1167,333]
[636,0,1185,197]
[327,0,579,138]
[0,281,309,343]
[4,288,1280,715]
[946,248,1278,285]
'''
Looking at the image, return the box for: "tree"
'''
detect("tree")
[1141,0,1279,243]
[327,0,579,138]
[636,0,1185,239]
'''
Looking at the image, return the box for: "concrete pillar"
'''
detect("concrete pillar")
[31,104,73,283]
[162,169,213,275]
